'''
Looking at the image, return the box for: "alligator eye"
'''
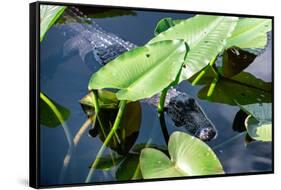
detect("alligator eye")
[175,101,184,109]
[188,98,195,105]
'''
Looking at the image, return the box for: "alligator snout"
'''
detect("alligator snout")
[195,126,217,141]
[167,94,217,141]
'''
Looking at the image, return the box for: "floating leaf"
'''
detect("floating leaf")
[197,70,272,105]
[241,103,272,142]
[245,116,271,142]
[221,46,257,77]
[80,90,119,116]
[116,154,142,180]
[40,5,66,42]
[40,92,70,128]
[225,18,272,50]
[140,132,224,179]
[88,40,187,101]
[150,15,238,81]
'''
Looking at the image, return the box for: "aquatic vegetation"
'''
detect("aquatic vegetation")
[88,40,188,101]
[84,13,272,182]
[39,5,272,185]
[40,5,66,42]
[150,15,238,81]
[40,92,70,128]
[241,103,272,142]
[140,131,224,179]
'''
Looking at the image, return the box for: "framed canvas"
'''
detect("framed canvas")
[29,1,274,188]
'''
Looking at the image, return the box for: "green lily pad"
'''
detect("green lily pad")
[80,90,119,116]
[40,5,66,42]
[225,18,272,49]
[88,40,188,101]
[241,103,272,142]
[140,132,224,179]
[150,15,238,81]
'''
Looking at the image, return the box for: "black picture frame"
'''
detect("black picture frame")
[30,1,274,188]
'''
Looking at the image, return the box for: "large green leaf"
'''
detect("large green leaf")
[150,15,238,81]
[88,40,187,101]
[140,132,224,179]
[40,5,66,42]
[40,92,70,128]
[241,103,272,142]
[195,70,272,105]
[225,18,272,49]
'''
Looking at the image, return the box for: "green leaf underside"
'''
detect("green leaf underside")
[196,70,272,105]
[88,40,187,101]
[241,103,272,142]
[150,15,238,81]
[140,132,224,179]
[225,18,272,49]
[40,5,66,42]
[40,93,70,128]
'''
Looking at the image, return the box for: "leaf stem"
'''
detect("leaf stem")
[40,92,74,147]
[157,88,170,145]
[40,92,76,184]
[85,100,127,183]
[192,56,217,85]
[207,72,219,100]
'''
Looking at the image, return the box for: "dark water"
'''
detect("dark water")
[40,9,272,186]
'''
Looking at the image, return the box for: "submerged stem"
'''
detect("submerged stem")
[157,88,170,145]
[85,100,127,183]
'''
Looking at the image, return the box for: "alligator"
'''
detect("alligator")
[62,6,217,141]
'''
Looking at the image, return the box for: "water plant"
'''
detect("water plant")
[83,14,272,182]
[39,5,272,184]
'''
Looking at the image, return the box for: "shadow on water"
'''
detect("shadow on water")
[40,7,272,186]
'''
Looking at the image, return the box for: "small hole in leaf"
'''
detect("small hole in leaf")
[146,54,150,58]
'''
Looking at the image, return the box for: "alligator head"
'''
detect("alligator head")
[167,94,217,141]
